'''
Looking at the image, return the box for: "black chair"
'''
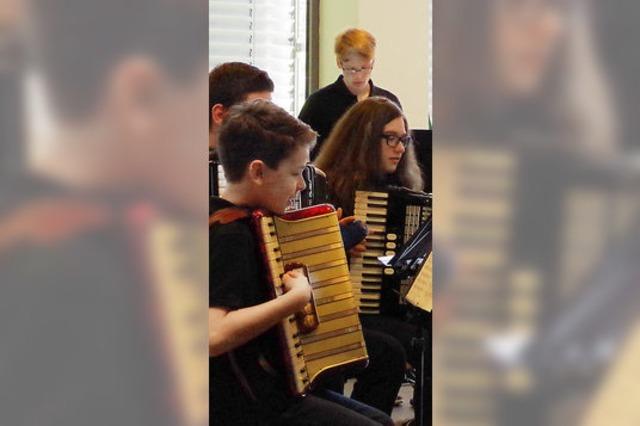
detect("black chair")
[411,129,432,193]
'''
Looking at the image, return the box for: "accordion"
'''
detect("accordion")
[349,187,432,316]
[209,151,227,197]
[286,164,330,211]
[252,204,369,396]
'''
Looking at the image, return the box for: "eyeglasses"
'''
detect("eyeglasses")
[381,134,413,148]
[341,64,373,75]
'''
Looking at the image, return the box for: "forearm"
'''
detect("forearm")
[209,291,305,357]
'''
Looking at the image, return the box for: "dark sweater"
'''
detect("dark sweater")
[298,75,402,159]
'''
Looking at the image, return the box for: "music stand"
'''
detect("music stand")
[389,219,432,425]
[389,219,432,279]
[406,259,432,426]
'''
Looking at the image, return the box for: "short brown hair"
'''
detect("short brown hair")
[218,100,317,182]
[209,62,274,129]
[334,28,376,61]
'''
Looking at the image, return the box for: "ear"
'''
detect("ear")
[336,57,342,69]
[211,104,226,128]
[247,160,266,185]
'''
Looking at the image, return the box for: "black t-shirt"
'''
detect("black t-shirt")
[209,197,295,425]
[298,75,402,160]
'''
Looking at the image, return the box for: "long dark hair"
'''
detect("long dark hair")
[315,97,423,214]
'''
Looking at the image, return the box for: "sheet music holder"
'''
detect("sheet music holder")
[389,218,432,279]
[378,218,433,312]
[385,219,433,424]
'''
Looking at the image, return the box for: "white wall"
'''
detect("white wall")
[317,0,431,128]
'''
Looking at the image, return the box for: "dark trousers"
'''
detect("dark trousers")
[351,328,407,415]
[318,327,407,416]
[361,314,432,421]
[276,389,393,426]
[360,315,420,367]
[212,388,392,426]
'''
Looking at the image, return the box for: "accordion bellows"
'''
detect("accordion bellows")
[253,204,369,396]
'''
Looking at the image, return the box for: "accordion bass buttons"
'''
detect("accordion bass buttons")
[385,242,397,249]
[296,301,319,334]
[302,314,318,331]
[384,267,395,275]
[386,234,397,241]
[285,264,320,334]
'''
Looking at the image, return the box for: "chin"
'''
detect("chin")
[269,204,288,215]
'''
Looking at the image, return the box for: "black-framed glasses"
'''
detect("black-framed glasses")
[381,133,413,148]
[341,63,373,75]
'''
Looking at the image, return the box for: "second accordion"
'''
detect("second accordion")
[350,187,432,316]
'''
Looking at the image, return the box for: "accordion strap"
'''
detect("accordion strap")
[209,207,250,227]
[227,350,258,402]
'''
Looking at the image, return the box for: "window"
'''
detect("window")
[209,0,307,115]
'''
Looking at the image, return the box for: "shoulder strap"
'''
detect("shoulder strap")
[209,207,250,227]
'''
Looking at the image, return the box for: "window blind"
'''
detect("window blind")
[210,0,306,114]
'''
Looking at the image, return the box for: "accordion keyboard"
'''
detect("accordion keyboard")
[209,159,227,197]
[254,206,368,396]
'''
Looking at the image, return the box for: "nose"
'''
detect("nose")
[396,142,406,154]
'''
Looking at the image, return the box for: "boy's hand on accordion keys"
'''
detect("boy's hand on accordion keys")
[282,268,312,311]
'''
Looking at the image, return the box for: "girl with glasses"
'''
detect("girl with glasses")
[315,96,423,217]
[314,96,427,421]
